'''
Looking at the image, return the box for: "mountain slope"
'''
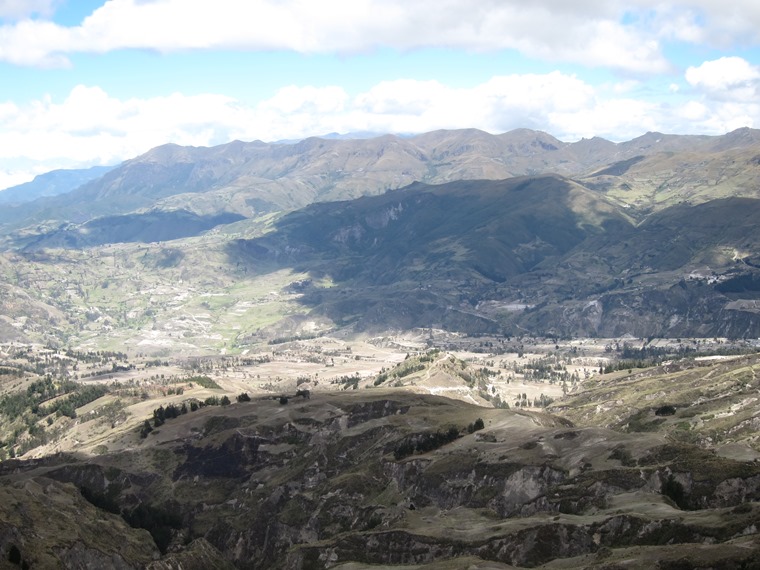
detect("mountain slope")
[582,144,760,217]
[509,197,760,337]
[232,175,629,283]
[3,176,760,346]
[2,128,760,343]
[553,352,760,452]
[226,179,760,338]
[228,175,631,333]
[13,210,245,249]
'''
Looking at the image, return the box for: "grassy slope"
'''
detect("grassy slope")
[582,146,760,216]
[552,353,760,453]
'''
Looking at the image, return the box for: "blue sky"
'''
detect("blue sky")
[0,0,759,190]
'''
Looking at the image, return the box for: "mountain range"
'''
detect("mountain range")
[2,127,760,345]
[3,127,760,236]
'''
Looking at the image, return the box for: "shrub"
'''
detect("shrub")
[139,420,153,439]
[123,503,182,554]
[608,445,636,467]
[394,426,462,460]
[655,405,677,416]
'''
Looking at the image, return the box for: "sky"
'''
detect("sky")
[0,0,759,190]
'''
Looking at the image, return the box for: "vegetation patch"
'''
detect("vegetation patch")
[186,375,221,390]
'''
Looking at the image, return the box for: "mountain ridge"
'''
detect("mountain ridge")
[0,165,114,206]
[3,125,760,570]
[2,127,759,238]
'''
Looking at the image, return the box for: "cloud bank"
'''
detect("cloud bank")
[1,0,757,72]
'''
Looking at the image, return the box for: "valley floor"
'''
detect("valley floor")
[1,333,756,460]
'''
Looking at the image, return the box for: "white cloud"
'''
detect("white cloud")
[680,57,760,131]
[683,0,760,45]
[678,100,708,120]
[634,0,760,47]
[685,101,759,133]
[2,1,758,74]
[685,56,760,99]
[611,79,641,93]
[0,18,71,67]
[355,80,459,121]
[0,169,38,190]
[0,0,672,73]
[549,98,661,141]
[259,86,348,115]
[476,73,596,131]
[0,86,242,168]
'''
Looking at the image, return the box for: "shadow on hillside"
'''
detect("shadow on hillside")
[224,176,636,334]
